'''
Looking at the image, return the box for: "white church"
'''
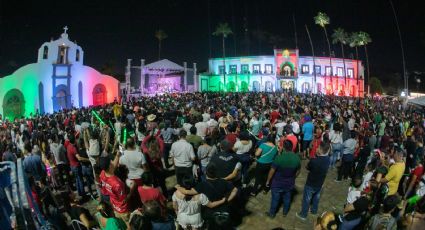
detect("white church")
[0,27,119,120]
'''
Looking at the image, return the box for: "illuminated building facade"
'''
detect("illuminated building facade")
[0,27,119,120]
[199,49,364,97]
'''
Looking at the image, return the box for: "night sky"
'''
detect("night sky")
[1,0,424,83]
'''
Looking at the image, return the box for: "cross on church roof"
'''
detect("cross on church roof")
[63,26,68,34]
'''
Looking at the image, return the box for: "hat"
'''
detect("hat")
[147,114,156,122]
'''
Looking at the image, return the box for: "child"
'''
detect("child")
[347,176,363,204]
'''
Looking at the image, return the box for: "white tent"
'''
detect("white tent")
[408,96,425,107]
[144,59,185,74]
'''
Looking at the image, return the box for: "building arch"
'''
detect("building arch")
[78,81,83,107]
[252,81,260,92]
[92,84,107,106]
[279,62,295,76]
[38,83,45,114]
[2,89,25,120]
[317,83,322,93]
[43,46,48,59]
[301,82,311,93]
[240,81,248,92]
[265,81,273,92]
[226,81,236,92]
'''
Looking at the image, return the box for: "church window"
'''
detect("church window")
[43,46,48,59]
[58,45,68,64]
[76,49,80,62]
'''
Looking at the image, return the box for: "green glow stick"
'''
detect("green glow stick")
[108,120,116,133]
[91,110,105,125]
[123,128,127,145]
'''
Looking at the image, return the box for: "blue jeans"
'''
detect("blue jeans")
[269,187,293,215]
[82,164,94,193]
[299,185,322,218]
[71,166,85,196]
[330,143,342,167]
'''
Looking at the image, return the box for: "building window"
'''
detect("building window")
[76,49,80,62]
[219,65,225,74]
[241,64,249,74]
[43,46,48,59]
[301,65,310,74]
[57,45,68,64]
[314,65,321,75]
[253,64,261,74]
[347,68,354,78]
[229,65,237,74]
[325,66,332,76]
[337,67,343,76]
[265,64,273,74]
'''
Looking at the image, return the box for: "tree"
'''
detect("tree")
[332,28,348,90]
[357,31,372,93]
[349,32,361,96]
[369,77,383,94]
[314,12,333,92]
[213,23,233,91]
[155,29,168,60]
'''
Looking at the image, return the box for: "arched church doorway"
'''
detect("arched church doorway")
[56,90,67,110]
[2,89,25,120]
[92,84,107,106]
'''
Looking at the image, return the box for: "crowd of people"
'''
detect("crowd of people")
[1,92,425,230]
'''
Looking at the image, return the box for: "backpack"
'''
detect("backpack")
[370,214,396,230]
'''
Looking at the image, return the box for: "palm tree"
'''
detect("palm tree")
[357,31,372,94]
[314,12,333,92]
[349,32,361,96]
[155,29,168,60]
[213,23,233,91]
[332,28,348,90]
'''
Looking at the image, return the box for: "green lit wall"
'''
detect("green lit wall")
[199,73,255,92]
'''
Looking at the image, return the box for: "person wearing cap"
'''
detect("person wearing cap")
[380,147,406,196]
[169,130,196,185]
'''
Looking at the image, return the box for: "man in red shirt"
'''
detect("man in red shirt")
[66,135,85,197]
[99,154,130,224]
[224,123,238,147]
[279,125,298,153]
[270,107,281,125]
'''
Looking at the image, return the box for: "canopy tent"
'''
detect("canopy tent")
[408,96,425,107]
[144,59,186,74]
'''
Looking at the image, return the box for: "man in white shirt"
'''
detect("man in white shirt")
[195,119,208,139]
[170,130,196,184]
[119,138,149,188]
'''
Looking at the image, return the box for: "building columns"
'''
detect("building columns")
[141,59,145,95]
[183,62,187,91]
[193,63,197,92]
[125,59,132,100]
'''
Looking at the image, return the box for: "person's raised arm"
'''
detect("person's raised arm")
[83,128,90,150]
[103,126,110,153]
[404,174,418,199]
